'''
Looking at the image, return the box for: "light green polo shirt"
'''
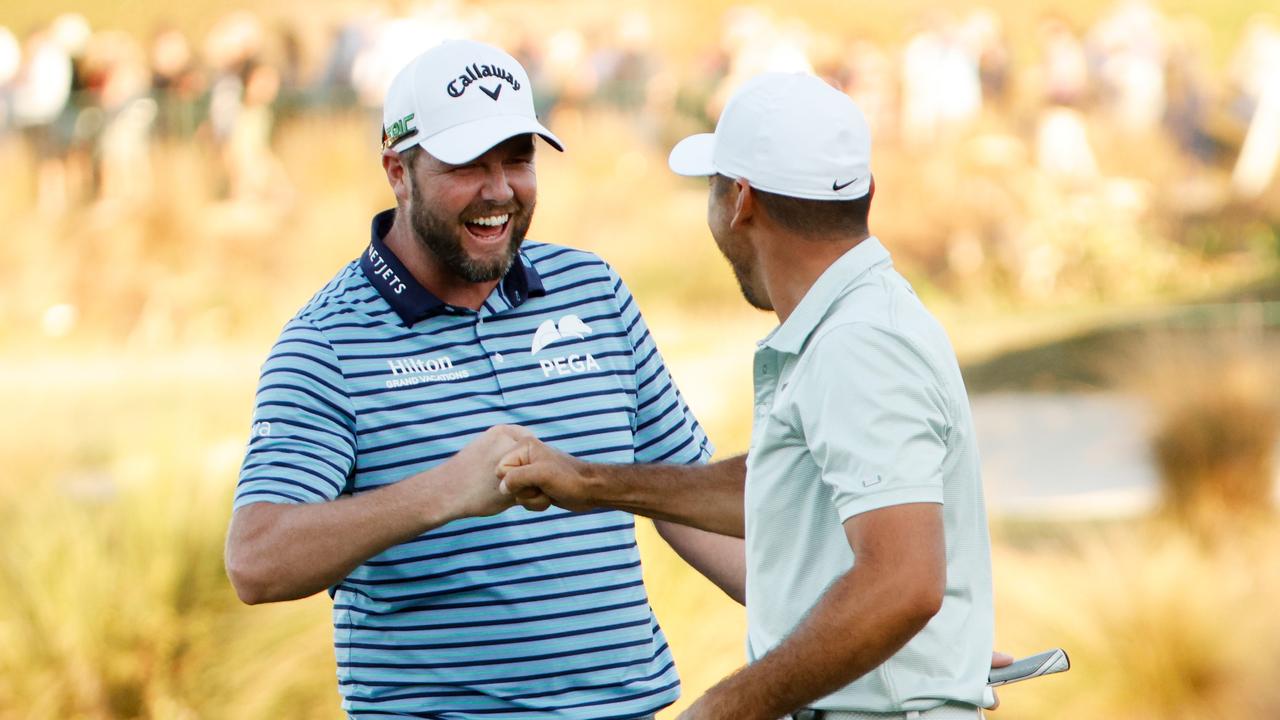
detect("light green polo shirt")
[744,237,994,712]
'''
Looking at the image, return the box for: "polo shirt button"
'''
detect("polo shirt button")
[495,353,505,363]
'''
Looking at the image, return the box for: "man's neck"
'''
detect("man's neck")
[760,231,869,324]
[383,210,501,311]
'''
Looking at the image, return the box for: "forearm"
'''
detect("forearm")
[654,520,746,604]
[692,560,941,719]
[586,454,747,536]
[226,470,460,603]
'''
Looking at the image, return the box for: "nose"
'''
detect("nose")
[479,163,515,204]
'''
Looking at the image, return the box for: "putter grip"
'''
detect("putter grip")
[987,648,1071,687]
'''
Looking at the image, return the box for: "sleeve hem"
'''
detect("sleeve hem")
[835,484,944,523]
[233,494,306,512]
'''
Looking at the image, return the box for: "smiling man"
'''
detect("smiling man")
[224,40,741,719]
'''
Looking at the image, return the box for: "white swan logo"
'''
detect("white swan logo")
[531,314,593,355]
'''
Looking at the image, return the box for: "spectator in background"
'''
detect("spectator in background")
[839,40,897,140]
[11,18,78,212]
[314,14,371,107]
[537,27,596,133]
[1087,0,1168,132]
[203,11,273,201]
[901,14,981,147]
[149,26,204,138]
[709,6,812,118]
[1036,17,1098,184]
[90,31,157,204]
[224,60,289,205]
[593,9,658,114]
[350,3,473,110]
[1163,18,1219,165]
[1040,16,1089,108]
[0,26,21,132]
[965,9,1011,110]
[1229,15,1280,199]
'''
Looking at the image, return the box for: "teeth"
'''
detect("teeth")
[468,214,509,227]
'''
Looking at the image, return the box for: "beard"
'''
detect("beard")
[715,231,773,311]
[730,260,773,311]
[408,184,534,283]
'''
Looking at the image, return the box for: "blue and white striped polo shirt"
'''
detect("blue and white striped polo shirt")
[236,209,713,719]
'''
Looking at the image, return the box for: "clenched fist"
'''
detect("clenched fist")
[439,425,549,519]
[496,436,600,513]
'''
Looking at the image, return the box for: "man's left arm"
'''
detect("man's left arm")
[677,502,945,720]
[654,518,746,605]
[609,263,747,602]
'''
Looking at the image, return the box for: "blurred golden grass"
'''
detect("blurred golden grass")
[0,357,342,720]
[1109,331,1280,530]
[991,522,1280,719]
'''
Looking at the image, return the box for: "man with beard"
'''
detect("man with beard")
[225,40,740,719]
[497,73,1000,719]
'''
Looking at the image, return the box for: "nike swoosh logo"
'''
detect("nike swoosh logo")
[480,84,502,101]
[832,178,858,191]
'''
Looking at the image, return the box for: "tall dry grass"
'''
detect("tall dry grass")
[1111,331,1280,530]
[992,521,1280,719]
[0,357,342,720]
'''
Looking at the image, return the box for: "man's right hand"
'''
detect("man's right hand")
[438,424,548,520]
[226,424,551,604]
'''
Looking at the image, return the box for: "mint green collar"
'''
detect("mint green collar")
[759,237,891,355]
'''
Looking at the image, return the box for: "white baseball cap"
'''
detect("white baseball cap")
[668,72,872,200]
[381,39,563,164]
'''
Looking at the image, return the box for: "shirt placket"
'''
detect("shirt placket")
[475,296,515,404]
[750,347,780,451]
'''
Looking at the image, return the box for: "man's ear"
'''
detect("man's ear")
[382,150,411,205]
[730,178,755,230]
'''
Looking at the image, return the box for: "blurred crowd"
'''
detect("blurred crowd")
[2,1,1279,213]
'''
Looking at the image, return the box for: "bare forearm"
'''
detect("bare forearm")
[692,559,941,718]
[586,455,747,536]
[655,520,746,604]
[674,498,947,720]
[225,472,457,603]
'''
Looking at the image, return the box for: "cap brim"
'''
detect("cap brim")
[667,133,717,176]
[418,115,564,165]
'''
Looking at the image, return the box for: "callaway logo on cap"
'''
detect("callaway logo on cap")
[382,39,564,164]
[667,72,872,201]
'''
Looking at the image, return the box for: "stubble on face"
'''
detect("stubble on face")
[724,244,772,311]
[710,176,772,311]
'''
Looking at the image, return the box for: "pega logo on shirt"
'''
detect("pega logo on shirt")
[531,314,600,378]
[446,63,521,100]
[384,355,470,389]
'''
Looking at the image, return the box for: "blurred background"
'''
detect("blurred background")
[1,0,1279,717]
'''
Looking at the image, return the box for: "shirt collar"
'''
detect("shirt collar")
[359,209,546,326]
[760,236,891,355]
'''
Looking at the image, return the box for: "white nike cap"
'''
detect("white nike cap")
[668,72,872,200]
[381,39,564,164]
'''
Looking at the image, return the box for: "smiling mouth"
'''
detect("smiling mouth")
[464,213,511,242]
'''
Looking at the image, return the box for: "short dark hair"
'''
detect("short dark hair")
[713,174,870,237]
